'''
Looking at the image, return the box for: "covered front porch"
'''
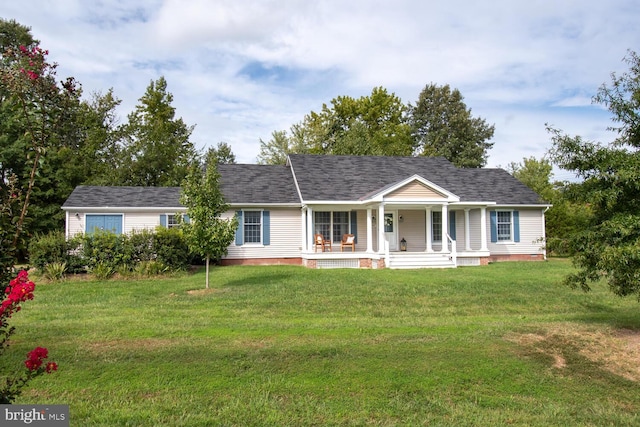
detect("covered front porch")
[299,203,492,269]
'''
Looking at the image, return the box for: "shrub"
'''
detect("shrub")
[153,227,190,271]
[90,262,115,280]
[29,232,68,270]
[42,262,66,282]
[125,229,156,264]
[82,230,127,271]
[135,260,169,276]
[29,231,84,273]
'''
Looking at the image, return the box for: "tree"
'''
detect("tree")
[180,164,238,289]
[507,157,555,201]
[77,89,126,185]
[508,156,591,255]
[410,83,495,167]
[258,87,415,163]
[305,87,415,156]
[548,50,640,298]
[119,77,196,186]
[257,130,297,165]
[205,142,236,167]
[0,24,82,257]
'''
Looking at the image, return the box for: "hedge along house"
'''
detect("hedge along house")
[62,154,550,269]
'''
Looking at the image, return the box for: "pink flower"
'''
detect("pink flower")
[24,347,48,372]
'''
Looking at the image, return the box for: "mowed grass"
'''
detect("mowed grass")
[3,259,640,426]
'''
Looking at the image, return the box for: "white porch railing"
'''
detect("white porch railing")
[446,234,457,266]
[384,239,390,267]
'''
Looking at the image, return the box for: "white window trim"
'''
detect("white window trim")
[431,211,442,243]
[496,209,515,244]
[314,210,350,243]
[166,214,179,228]
[242,209,264,246]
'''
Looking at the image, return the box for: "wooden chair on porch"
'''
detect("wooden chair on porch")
[314,234,332,252]
[340,234,355,252]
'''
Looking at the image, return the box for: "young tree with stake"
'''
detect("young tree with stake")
[180,164,238,289]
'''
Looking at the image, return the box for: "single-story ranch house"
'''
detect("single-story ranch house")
[62,154,550,269]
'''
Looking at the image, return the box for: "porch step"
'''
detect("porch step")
[388,252,456,269]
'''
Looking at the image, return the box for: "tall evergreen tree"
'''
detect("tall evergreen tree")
[205,142,236,166]
[410,83,494,167]
[120,77,196,186]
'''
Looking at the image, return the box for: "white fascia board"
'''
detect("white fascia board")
[493,204,553,209]
[227,203,302,208]
[304,201,363,206]
[449,201,497,206]
[62,206,185,212]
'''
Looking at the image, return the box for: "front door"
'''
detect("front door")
[384,212,397,250]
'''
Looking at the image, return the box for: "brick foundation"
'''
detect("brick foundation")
[359,258,372,268]
[303,259,317,268]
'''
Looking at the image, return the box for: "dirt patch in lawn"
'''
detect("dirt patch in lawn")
[507,324,640,382]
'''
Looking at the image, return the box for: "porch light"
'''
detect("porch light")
[400,238,407,251]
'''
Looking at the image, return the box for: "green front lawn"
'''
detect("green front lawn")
[3,259,640,426]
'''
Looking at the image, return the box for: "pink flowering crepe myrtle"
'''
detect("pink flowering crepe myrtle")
[0,271,57,403]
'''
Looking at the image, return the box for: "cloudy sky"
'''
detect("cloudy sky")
[2,1,639,178]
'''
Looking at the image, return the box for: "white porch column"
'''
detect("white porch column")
[480,207,488,251]
[301,209,307,252]
[366,208,374,253]
[441,204,448,253]
[425,207,433,252]
[378,204,385,253]
[464,208,471,251]
[307,206,314,252]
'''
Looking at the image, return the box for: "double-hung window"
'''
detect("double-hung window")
[490,210,520,243]
[431,211,442,242]
[315,211,351,243]
[235,210,270,246]
[167,214,180,228]
[332,212,349,243]
[243,211,262,244]
[497,211,513,242]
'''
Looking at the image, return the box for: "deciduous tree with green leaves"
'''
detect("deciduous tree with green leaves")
[548,50,640,298]
[410,83,495,167]
[180,164,238,289]
[258,87,415,163]
[507,156,592,255]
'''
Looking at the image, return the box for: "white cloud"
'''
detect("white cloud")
[1,0,639,165]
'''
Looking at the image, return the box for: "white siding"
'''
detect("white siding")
[66,210,181,237]
[486,208,545,255]
[124,212,166,234]
[468,209,483,251]
[224,208,302,259]
[397,210,426,251]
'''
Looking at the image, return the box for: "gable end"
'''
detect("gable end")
[385,181,446,200]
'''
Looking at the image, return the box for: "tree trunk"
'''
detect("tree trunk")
[205,255,210,289]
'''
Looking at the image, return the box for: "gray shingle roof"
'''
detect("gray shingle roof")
[62,186,183,208]
[288,154,545,205]
[218,164,300,204]
[62,156,545,209]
